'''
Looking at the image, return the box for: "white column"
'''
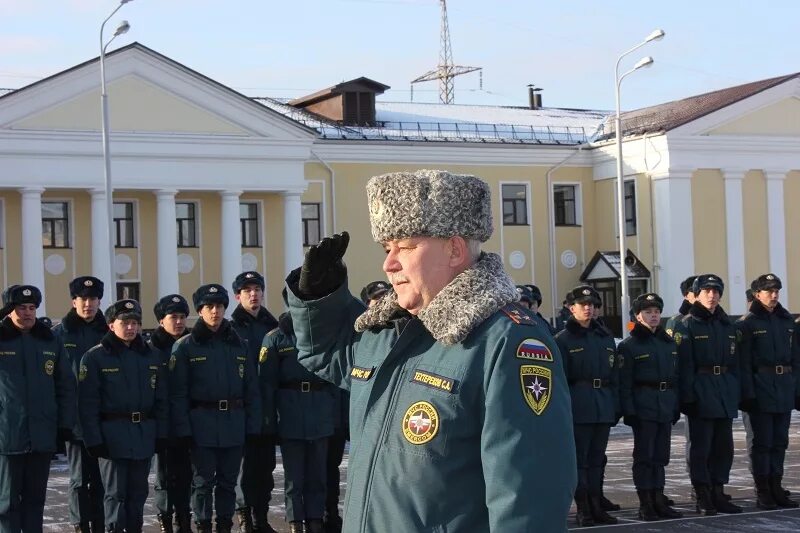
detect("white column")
[20,187,47,316]
[220,190,242,317]
[89,189,112,298]
[765,170,789,308]
[723,169,747,314]
[652,171,695,313]
[282,191,304,277]
[156,190,180,298]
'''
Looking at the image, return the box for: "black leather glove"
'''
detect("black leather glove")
[298,232,350,299]
[680,402,697,417]
[57,427,74,443]
[739,397,758,413]
[623,415,638,427]
[87,444,110,459]
[155,438,168,453]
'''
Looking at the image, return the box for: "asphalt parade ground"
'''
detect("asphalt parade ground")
[41,414,800,531]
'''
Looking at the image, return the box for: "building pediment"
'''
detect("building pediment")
[705,96,800,137]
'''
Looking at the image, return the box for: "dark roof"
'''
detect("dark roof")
[596,72,800,140]
[580,250,650,281]
[288,77,390,107]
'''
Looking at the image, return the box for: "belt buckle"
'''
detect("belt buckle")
[592,378,602,389]
[659,382,667,391]
[131,412,141,424]
[301,381,311,393]
[713,365,721,375]
[776,365,784,375]
[218,400,229,411]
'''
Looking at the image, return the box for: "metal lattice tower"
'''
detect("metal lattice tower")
[411,0,482,104]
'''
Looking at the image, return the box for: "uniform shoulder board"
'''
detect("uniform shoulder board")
[500,303,537,326]
[266,327,280,338]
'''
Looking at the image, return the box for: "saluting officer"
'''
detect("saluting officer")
[0,285,75,533]
[555,285,619,527]
[169,284,261,533]
[737,274,800,509]
[674,274,741,515]
[78,299,168,533]
[53,276,108,533]
[266,311,335,533]
[149,295,193,532]
[229,271,279,533]
[665,276,696,334]
[618,293,682,521]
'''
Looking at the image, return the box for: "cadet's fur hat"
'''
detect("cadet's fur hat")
[751,273,782,292]
[232,271,265,293]
[360,281,390,304]
[632,292,664,314]
[2,284,42,307]
[566,285,599,306]
[679,275,697,297]
[69,276,104,299]
[516,285,534,304]
[105,299,142,323]
[154,294,190,321]
[692,274,724,296]
[366,169,493,243]
[525,284,543,306]
[192,284,229,311]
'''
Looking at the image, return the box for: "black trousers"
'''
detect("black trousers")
[0,452,51,533]
[154,446,192,516]
[325,433,347,517]
[631,420,671,490]
[66,440,104,526]
[235,437,276,526]
[749,411,791,477]
[573,423,611,495]
[687,416,733,485]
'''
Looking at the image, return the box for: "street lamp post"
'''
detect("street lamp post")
[100,0,133,295]
[614,29,664,338]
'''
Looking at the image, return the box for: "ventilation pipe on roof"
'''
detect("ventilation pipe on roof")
[527,84,543,110]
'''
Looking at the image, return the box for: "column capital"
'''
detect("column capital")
[18,186,45,195]
[281,189,304,198]
[721,168,747,181]
[155,189,179,198]
[89,188,107,197]
[219,190,242,199]
[764,169,788,181]
[651,168,693,181]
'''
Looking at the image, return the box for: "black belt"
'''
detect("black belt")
[757,365,793,375]
[634,380,673,391]
[569,378,610,389]
[100,411,150,423]
[697,365,728,375]
[191,399,244,411]
[280,381,326,392]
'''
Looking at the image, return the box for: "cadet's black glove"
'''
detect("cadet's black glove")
[154,438,168,454]
[87,444,110,459]
[57,427,74,443]
[739,397,758,413]
[623,415,638,427]
[298,232,350,299]
[680,402,697,417]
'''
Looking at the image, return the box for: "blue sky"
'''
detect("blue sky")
[2,0,799,111]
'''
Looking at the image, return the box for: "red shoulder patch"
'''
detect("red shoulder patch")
[501,303,537,326]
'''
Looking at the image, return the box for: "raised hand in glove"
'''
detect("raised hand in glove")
[87,444,110,459]
[298,232,350,299]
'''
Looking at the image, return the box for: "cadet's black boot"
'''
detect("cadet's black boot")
[175,512,193,533]
[252,512,277,533]
[288,522,304,533]
[74,523,91,532]
[323,512,342,533]
[755,476,778,510]
[711,484,742,513]
[771,476,799,508]
[157,513,174,533]
[693,484,717,516]
[216,517,233,533]
[655,490,676,507]
[589,494,618,524]
[653,489,683,519]
[599,493,621,512]
[574,489,595,527]
[636,490,659,521]
[195,521,213,533]
[92,520,106,533]
[306,519,325,533]
[236,509,253,533]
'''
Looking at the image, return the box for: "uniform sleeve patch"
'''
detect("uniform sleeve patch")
[258,346,268,364]
[501,304,537,326]
[410,370,457,393]
[168,354,177,371]
[350,366,375,381]
[515,338,554,362]
[673,332,682,345]
[79,364,87,382]
[520,365,551,415]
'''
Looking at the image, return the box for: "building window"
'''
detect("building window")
[553,185,578,226]
[502,184,528,226]
[240,202,259,247]
[176,202,197,248]
[302,203,321,246]
[624,180,637,236]
[42,201,70,248]
[116,282,140,302]
[113,202,135,247]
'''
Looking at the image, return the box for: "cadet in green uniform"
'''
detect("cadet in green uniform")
[618,293,682,521]
[287,170,576,533]
[266,312,335,533]
[0,285,76,533]
[359,281,389,308]
[53,276,108,533]
[665,276,696,335]
[230,271,279,533]
[737,274,800,510]
[169,284,262,533]
[78,299,168,533]
[555,285,619,527]
[517,285,556,336]
[149,295,192,533]
[674,274,741,515]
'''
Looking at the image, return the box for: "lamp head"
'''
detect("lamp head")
[120,0,134,4]
[645,29,665,43]
[634,56,654,70]
[114,20,130,36]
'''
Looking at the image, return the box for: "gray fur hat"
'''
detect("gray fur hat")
[366,169,493,243]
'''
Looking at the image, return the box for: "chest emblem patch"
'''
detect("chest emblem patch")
[673,332,683,346]
[44,359,55,376]
[239,363,245,379]
[79,364,87,382]
[169,355,176,371]
[259,346,268,364]
[402,401,439,445]
[150,373,157,389]
[520,365,552,416]
[516,338,553,362]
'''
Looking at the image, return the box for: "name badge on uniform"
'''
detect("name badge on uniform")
[410,370,457,393]
[351,366,374,381]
